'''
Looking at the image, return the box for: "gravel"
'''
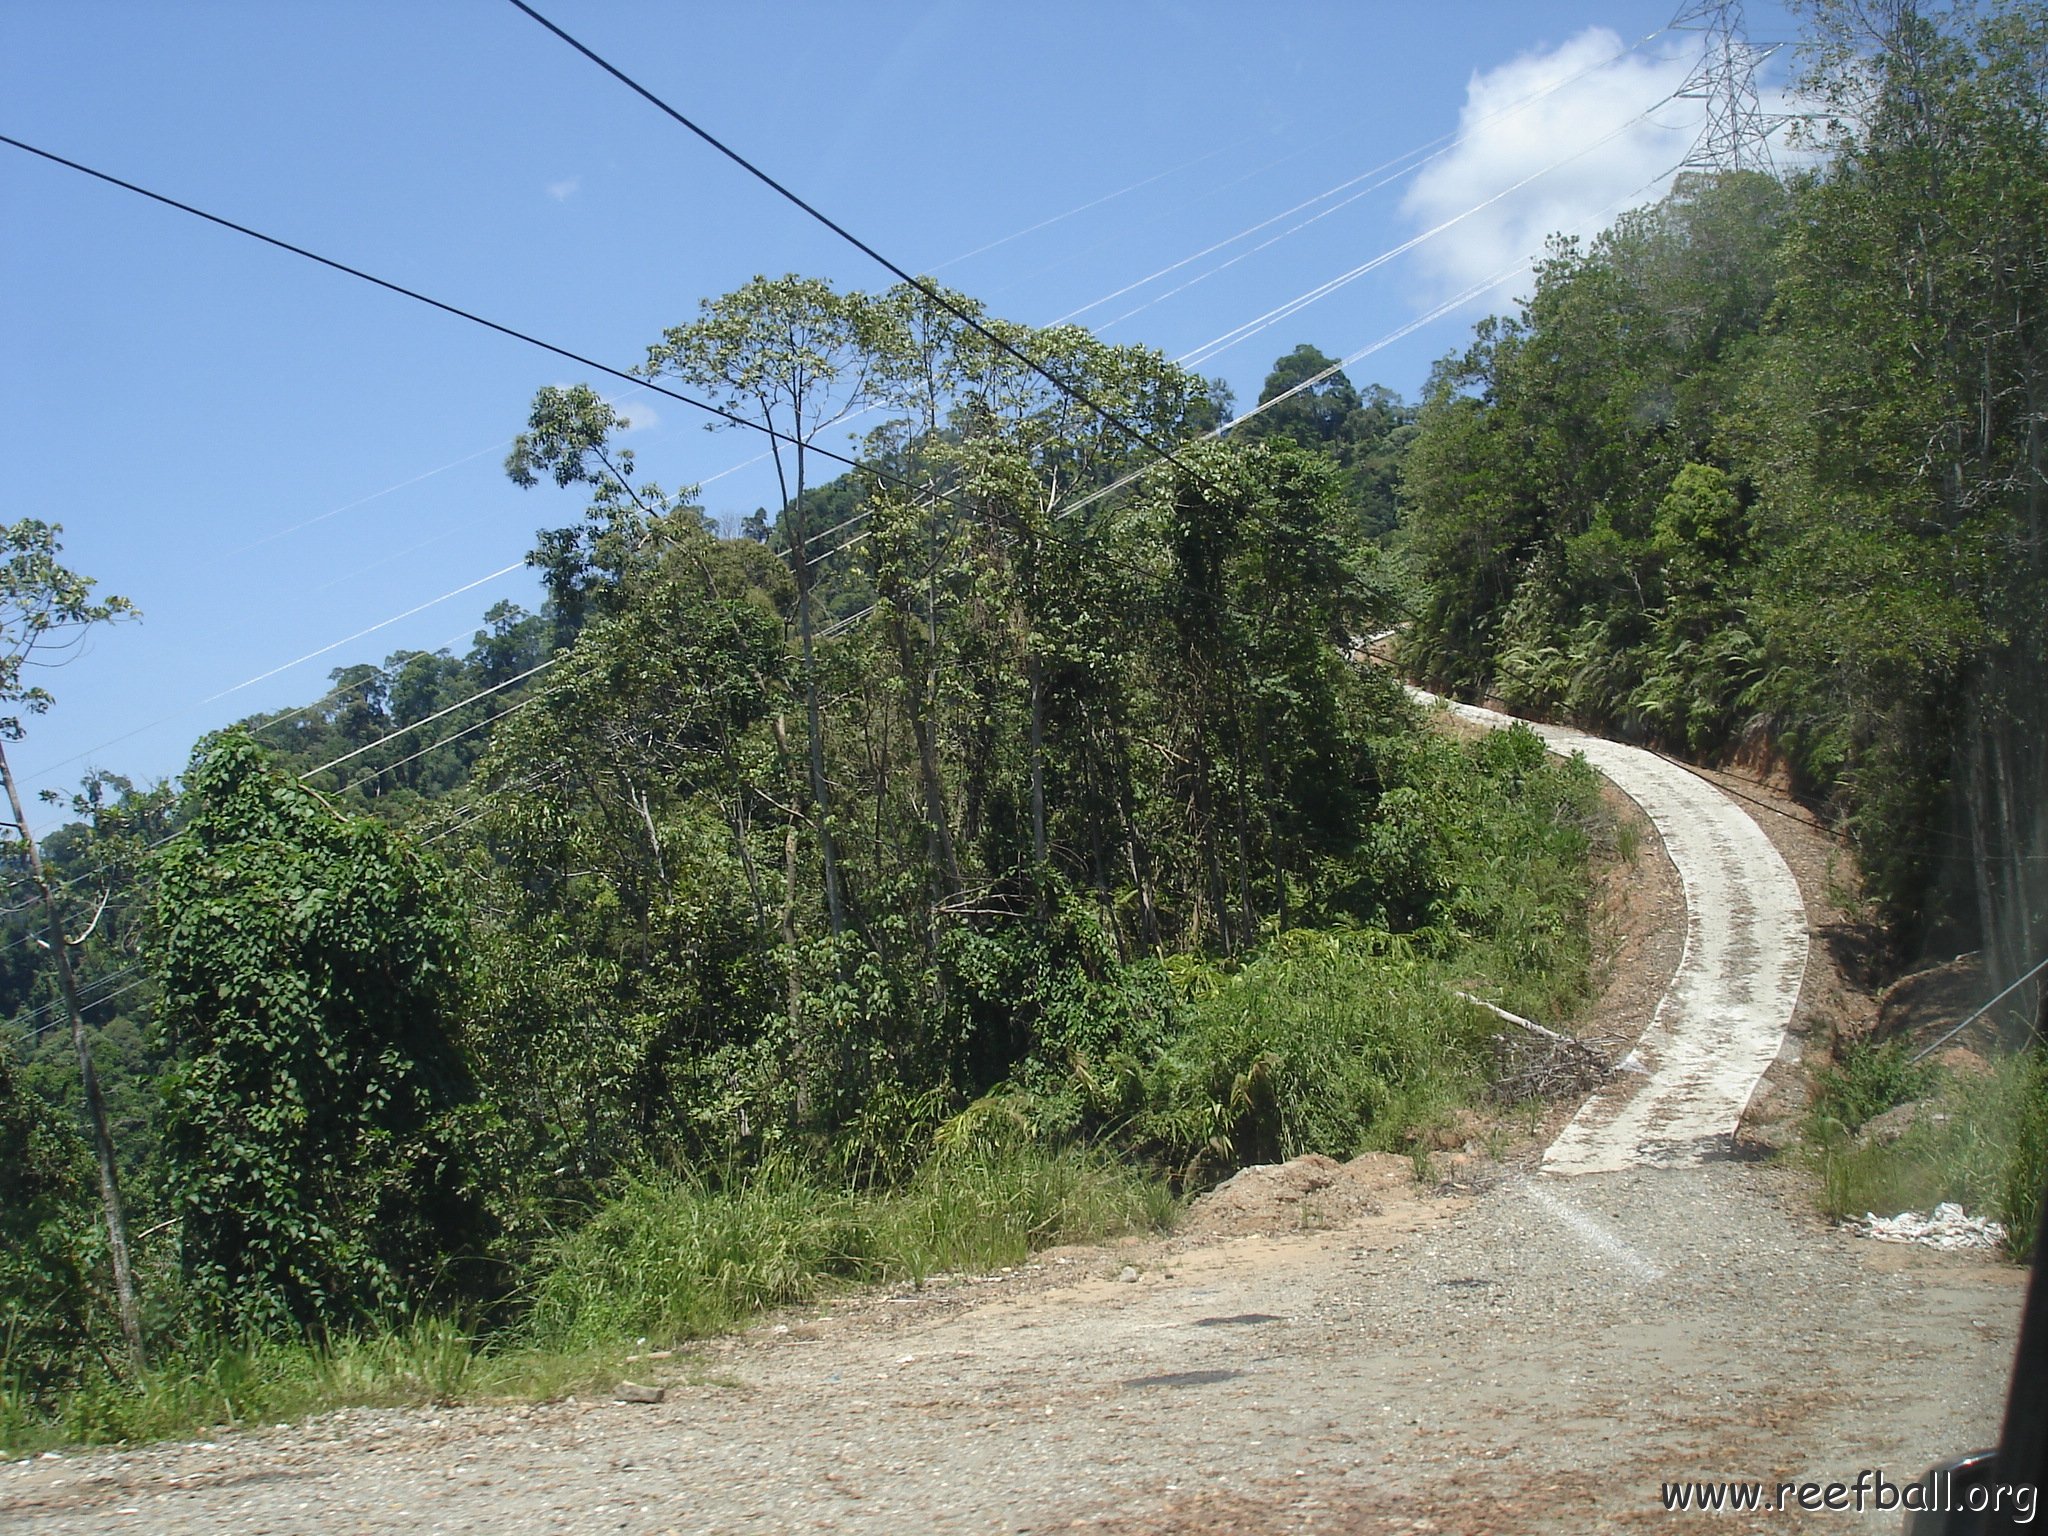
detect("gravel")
[1,1161,2020,1535]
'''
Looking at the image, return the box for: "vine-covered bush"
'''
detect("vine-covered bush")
[156,732,491,1335]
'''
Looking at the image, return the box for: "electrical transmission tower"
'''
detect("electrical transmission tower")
[1670,0,1780,174]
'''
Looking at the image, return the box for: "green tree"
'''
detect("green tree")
[1400,170,1791,725]
[643,276,881,941]
[156,732,488,1334]
[11,772,179,1215]
[1742,0,2048,973]
[0,519,144,1365]
[508,383,708,646]
[1236,344,1417,540]
[0,1040,99,1400]
[462,535,788,1178]
[462,276,1414,1168]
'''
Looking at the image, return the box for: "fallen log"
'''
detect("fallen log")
[1452,990,1614,1102]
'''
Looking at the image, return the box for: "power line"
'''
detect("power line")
[28,452,864,800]
[244,619,485,743]
[1062,25,1671,334]
[929,142,1235,274]
[7,963,150,1042]
[0,616,532,918]
[0,129,989,790]
[502,0,1199,478]
[3,109,1664,757]
[5,737,566,1034]
[316,694,537,792]
[813,273,1504,641]
[300,655,559,778]
[0,78,1704,1020]
[15,556,530,794]
[1216,157,1692,438]
[6,59,1686,857]
[229,440,504,560]
[819,223,1625,636]
[226,385,657,565]
[2,651,571,911]
[0,134,929,499]
[1091,153,1444,336]
[5,51,1682,803]
[994,141,1336,310]
[1032,152,1692,537]
[1175,91,1685,369]
[813,251,1547,644]
[416,764,563,847]
[3,696,573,973]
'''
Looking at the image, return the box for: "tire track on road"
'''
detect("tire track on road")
[1410,689,1810,1175]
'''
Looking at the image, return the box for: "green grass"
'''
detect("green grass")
[2,1142,1170,1454]
[0,1317,632,1456]
[521,1141,1173,1353]
[1807,1039,1935,1139]
[1809,1042,2048,1259]
[1094,931,1499,1184]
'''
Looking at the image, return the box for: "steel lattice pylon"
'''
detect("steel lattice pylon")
[1671,0,1779,174]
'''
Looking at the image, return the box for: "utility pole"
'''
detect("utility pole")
[0,741,145,1368]
[1670,1,1782,174]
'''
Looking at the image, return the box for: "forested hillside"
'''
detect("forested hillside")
[1401,2,2048,994]
[0,287,1599,1440]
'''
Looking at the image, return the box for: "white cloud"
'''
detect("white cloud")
[1401,28,1703,304]
[546,176,580,202]
[616,400,658,433]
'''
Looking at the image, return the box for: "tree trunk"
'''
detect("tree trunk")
[0,741,144,1369]
[886,596,961,898]
[1028,652,1048,874]
[788,437,847,941]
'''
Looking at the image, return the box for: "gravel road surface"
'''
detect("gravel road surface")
[0,1163,2018,1535]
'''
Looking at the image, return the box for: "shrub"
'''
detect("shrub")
[157,732,490,1336]
[1083,931,1495,1185]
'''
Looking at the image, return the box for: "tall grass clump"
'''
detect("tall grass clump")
[519,1165,863,1352]
[521,1142,1170,1354]
[2,1316,492,1455]
[877,1123,1178,1280]
[1995,1052,2048,1259]
[1810,1042,2048,1259]
[1364,721,1606,1024]
[1068,932,1498,1186]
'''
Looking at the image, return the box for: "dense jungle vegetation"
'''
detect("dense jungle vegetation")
[3,0,2044,1449]
[0,291,1590,1442]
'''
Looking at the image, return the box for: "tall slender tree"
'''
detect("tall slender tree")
[0,519,143,1365]
[645,277,880,942]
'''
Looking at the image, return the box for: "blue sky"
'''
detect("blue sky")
[0,0,1804,825]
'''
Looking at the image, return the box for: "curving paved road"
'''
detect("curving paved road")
[1410,690,1810,1176]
